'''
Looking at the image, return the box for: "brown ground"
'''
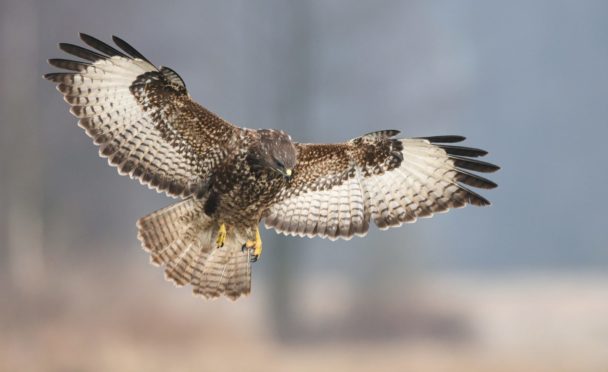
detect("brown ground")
[2,262,607,372]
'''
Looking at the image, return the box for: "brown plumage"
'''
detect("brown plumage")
[45,34,499,300]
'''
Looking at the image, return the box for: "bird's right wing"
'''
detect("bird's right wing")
[45,33,241,198]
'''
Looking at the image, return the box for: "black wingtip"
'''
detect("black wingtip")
[419,135,466,143]
[79,33,128,58]
[47,58,92,72]
[464,187,492,206]
[449,155,500,173]
[438,144,489,157]
[43,72,64,82]
[59,42,107,62]
[111,35,151,63]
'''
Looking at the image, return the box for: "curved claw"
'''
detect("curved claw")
[242,228,262,262]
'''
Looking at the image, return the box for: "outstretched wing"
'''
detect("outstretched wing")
[263,132,499,240]
[44,33,240,198]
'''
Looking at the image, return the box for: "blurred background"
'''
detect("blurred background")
[1,0,607,371]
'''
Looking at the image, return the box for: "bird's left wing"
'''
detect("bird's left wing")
[263,131,499,240]
[45,34,240,198]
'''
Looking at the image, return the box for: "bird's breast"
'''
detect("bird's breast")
[211,161,286,225]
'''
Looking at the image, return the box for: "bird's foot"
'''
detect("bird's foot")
[216,223,227,248]
[242,228,262,262]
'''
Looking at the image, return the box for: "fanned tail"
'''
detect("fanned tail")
[137,199,252,300]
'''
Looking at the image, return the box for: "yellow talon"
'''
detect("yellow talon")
[216,223,227,247]
[244,228,263,262]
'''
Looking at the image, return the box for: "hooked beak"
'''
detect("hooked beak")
[279,167,292,180]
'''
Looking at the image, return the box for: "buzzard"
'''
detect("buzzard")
[45,34,499,300]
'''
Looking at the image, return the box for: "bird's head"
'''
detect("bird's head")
[257,129,297,179]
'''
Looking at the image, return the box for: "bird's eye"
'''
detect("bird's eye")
[275,159,284,168]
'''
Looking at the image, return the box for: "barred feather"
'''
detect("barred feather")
[137,199,252,300]
[44,33,239,199]
[264,136,498,239]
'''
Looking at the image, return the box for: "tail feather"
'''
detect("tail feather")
[137,199,252,300]
[193,235,252,299]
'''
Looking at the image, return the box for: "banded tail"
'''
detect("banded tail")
[137,199,253,300]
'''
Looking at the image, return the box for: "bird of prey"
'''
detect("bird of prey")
[45,34,499,300]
